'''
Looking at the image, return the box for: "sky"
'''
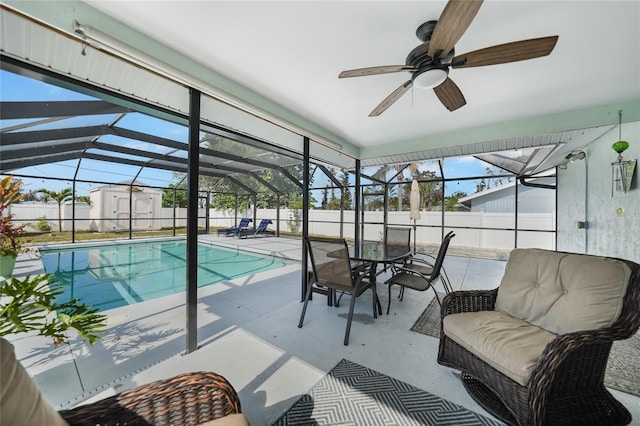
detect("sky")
[2,69,503,201]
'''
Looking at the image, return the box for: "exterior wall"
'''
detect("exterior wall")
[557,154,588,254]
[517,183,556,214]
[90,189,103,232]
[557,120,639,262]
[466,178,556,213]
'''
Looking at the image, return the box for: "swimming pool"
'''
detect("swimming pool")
[40,239,295,312]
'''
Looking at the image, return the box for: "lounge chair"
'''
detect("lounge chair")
[233,219,274,238]
[217,218,252,236]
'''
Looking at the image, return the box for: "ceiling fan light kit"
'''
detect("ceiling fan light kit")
[339,0,559,116]
[412,67,448,89]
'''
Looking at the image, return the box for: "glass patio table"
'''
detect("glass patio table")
[320,242,411,310]
[350,242,412,264]
[348,242,412,314]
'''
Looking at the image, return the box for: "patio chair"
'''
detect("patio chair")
[299,237,377,345]
[233,218,274,238]
[402,230,455,278]
[382,226,413,272]
[217,217,252,236]
[385,226,412,248]
[384,231,454,314]
[0,338,247,426]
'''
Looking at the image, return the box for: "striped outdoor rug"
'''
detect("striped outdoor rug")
[272,359,501,425]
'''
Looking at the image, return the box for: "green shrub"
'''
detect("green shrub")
[35,216,51,232]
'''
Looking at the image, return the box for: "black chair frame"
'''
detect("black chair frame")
[384,231,455,314]
[299,237,377,345]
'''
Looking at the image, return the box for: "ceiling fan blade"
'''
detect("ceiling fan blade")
[452,36,559,68]
[433,77,466,111]
[339,65,416,78]
[428,0,484,59]
[369,80,413,117]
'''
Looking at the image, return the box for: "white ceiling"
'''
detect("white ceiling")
[83,0,640,153]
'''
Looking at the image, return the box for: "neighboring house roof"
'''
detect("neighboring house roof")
[458,175,553,207]
[458,181,517,205]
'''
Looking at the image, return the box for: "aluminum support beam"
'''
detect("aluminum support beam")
[186,88,200,354]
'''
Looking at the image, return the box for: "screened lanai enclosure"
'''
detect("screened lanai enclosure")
[1,63,310,239]
[0,60,558,249]
[1,59,559,253]
[1,5,559,362]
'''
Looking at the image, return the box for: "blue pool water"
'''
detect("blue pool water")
[40,240,294,312]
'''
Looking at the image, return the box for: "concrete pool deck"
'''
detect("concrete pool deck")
[6,235,640,425]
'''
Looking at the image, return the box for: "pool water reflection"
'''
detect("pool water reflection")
[41,240,293,312]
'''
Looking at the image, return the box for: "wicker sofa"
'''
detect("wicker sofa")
[437,248,640,426]
[1,337,248,426]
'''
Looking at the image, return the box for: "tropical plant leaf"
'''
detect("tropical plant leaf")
[0,274,107,345]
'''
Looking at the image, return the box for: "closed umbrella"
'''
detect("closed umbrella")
[409,179,421,253]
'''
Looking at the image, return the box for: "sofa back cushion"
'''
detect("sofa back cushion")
[1,338,68,426]
[495,249,631,335]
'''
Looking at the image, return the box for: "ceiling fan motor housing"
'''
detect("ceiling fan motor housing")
[406,20,454,69]
[416,20,437,42]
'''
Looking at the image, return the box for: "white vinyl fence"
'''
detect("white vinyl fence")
[10,203,555,250]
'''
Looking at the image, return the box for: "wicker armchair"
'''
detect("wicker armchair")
[437,249,640,426]
[59,372,244,425]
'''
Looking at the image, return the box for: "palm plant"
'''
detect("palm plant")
[36,188,73,232]
[372,162,419,211]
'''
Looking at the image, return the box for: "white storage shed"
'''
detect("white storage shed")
[89,181,163,232]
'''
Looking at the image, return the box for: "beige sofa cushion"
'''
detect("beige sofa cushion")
[443,311,556,386]
[0,338,68,426]
[495,249,631,335]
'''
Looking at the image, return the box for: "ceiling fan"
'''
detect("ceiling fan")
[339,0,558,116]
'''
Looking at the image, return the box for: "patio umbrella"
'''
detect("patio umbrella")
[409,179,421,254]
